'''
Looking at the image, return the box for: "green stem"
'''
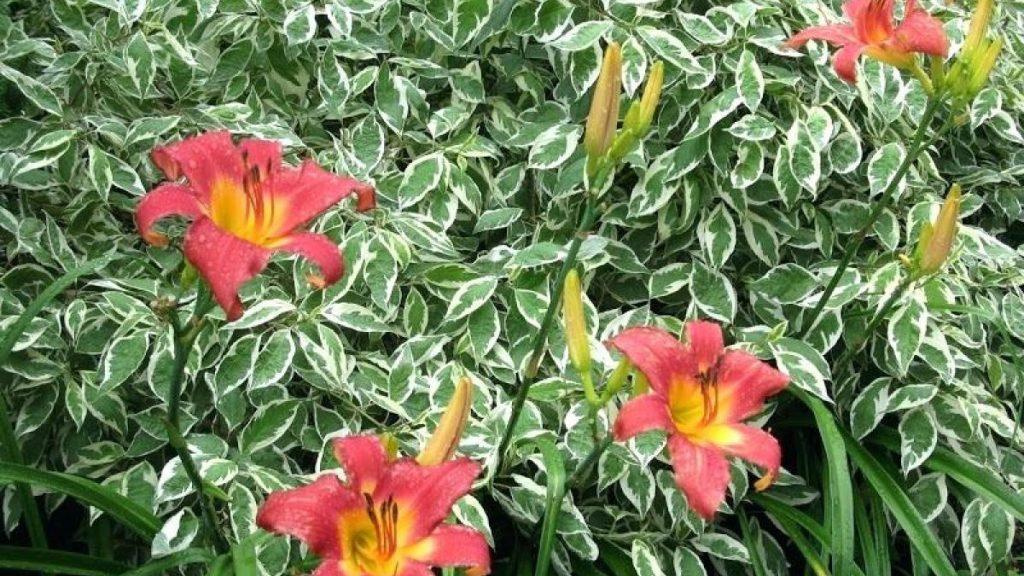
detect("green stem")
[496,198,600,470]
[163,301,228,554]
[566,435,613,491]
[832,276,915,376]
[797,96,943,338]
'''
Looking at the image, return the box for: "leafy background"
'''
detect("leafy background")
[1,0,1023,574]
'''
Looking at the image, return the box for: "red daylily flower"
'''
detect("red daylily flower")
[256,435,491,576]
[136,132,375,320]
[786,0,949,82]
[610,321,789,520]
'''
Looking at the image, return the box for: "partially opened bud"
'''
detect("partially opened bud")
[562,269,591,378]
[950,0,1001,103]
[916,184,962,276]
[583,42,622,160]
[417,377,473,466]
[963,0,995,55]
[967,37,1002,94]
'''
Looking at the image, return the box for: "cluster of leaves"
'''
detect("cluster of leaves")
[1,0,1023,574]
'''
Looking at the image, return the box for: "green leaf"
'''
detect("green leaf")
[631,540,667,576]
[118,549,216,576]
[0,63,63,116]
[443,275,499,323]
[0,462,160,538]
[844,430,957,576]
[284,3,317,45]
[636,26,705,75]
[789,388,856,576]
[867,142,907,198]
[528,125,581,170]
[399,153,446,208]
[735,49,764,111]
[533,438,566,576]
[550,21,612,51]
[898,407,937,473]
[887,296,927,376]
[0,546,127,576]
[689,261,736,322]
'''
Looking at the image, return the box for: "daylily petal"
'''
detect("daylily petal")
[333,435,389,493]
[151,131,243,197]
[312,562,346,576]
[713,350,789,423]
[269,161,375,235]
[607,327,697,395]
[381,458,480,541]
[716,424,782,479]
[410,525,491,572]
[685,320,723,372]
[786,24,858,48]
[667,435,731,520]
[613,394,674,441]
[894,3,949,57]
[183,217,271,321]
[255,475,359,558]
[833,42,867,82]
[135,183,203,246]
[396,563,435,576]
[275,232,345,286]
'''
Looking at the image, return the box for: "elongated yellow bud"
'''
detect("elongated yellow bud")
[583,42,622,159]
[636,61,664,133]
[417,377,473,466]
[562,269,591,380]
[964,0,994,55]
[917,184,961,275]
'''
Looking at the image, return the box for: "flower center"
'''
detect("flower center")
[862,0,894,45]
[343,494,401,575]
[668,369,720,434]
[208,153,283,246]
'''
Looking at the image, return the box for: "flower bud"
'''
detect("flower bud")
[562,269,591,379]
[967,37,1002,94]
[417,377,473,466]
[963,0,994,55]
[583,42,622,160]
[636,61,664,133]
[916,184,961,276]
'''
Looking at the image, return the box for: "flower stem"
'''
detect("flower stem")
[163,296,229,554]
[797,96,943,339]
[832,276,916,377]
[565,435,613,491]
[496,197,600,471]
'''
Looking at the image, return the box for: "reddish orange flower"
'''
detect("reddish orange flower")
[256,435,490,576]
[786,0,948,82]
[610,322,789,519]
[136,132,375,320]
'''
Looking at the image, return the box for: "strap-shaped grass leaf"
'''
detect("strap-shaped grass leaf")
[118,549,217,576]
[843,430,957,576]
[0,462,160,539]
[871,428,1024,522]
[533,437,567,576]
[790,388,855,576]
[0,546,128,576]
